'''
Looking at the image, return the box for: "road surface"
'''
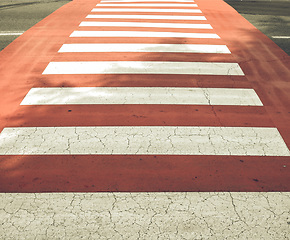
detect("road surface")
[0,0,71,51]
[0,0,289,238]
[225,0,290,55]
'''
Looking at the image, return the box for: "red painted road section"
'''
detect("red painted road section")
[0,0,289,192]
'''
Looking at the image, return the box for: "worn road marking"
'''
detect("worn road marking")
[58,43,230,53]
[79,21,212,29]
[70,31,219,39]
[20,87,262,106]
[1,192,289,239]
[42,61,244,75]
[97,3,198,6]
[0,31,24,36]
[272,36,290,39]
[0,126,289,156]
[91,8,202,13]
[101,0,195,1]
[86,14,206,20]
[1,193,289,239]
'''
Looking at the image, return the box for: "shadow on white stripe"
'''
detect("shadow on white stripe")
[91,8,202,13]
[20,87,262,106]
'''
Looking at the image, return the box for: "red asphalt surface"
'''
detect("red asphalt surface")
[0,0,289,192]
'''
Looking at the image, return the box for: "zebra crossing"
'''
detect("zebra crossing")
[20,87,262,105]
[0,0,289,191]
[1,1,290,238]
[91,8,202,12]
[78,21,212,28]
[69,30,220,38]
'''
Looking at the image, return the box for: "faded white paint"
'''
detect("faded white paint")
[86,14,206,20]
[0,193,289,240]
[91,8,202,13]
[69,31,220,38]
[42,61,243,75]
[58,43,230,53]
[97,3,198,6]
[79,21,212,29]
[20,87,262,106]
[0,126,288,156]
[101,0,195,1]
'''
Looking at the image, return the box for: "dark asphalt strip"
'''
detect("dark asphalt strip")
[224,0,290,55]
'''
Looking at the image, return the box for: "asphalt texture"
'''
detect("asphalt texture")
[0,0,71,51]
[224,0,290,55]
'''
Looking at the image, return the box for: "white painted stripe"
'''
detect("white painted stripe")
[20,87,262,106]
[70,31,220,39]
[0,126,288,156]
[91,8,202,13]
[97,3,198,6]
[42,61,244,75]
[101,0,195,2]
[79,21,212,29]
[86,14,206,20]
[272,36,290,39]
[0,31,24,36]
[1,193,289,240]
[58,43,231,53]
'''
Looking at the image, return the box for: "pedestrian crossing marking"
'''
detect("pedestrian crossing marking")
[101,0,196,2]
[97,3,198,7]
[20,87,262,106]
[58,43,230,53]
[85,14,206,20]
[79,21,212,29]
[91,8,202,13]
[70,31,220,39]
[0,127,288,156]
